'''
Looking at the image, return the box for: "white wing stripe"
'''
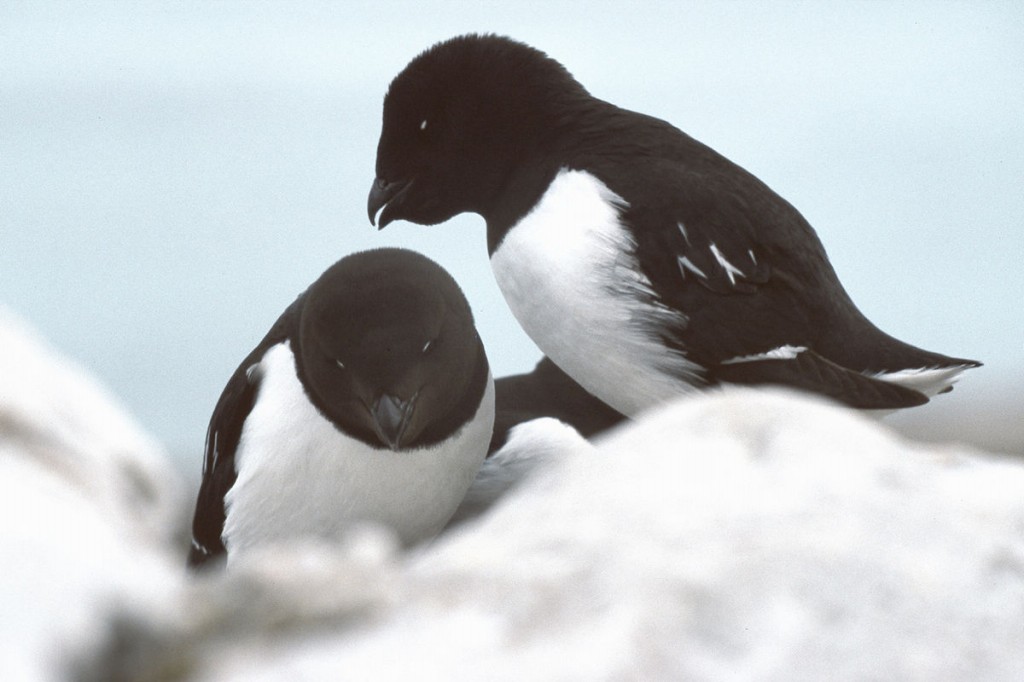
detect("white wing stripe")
[871,365,973,398]
[709,242,746,286]
[722,345,808,365]
[677,255,707,280]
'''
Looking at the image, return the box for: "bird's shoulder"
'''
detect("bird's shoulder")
[187,294,305,568]
[549,106,876,368]
[564,105,831,297]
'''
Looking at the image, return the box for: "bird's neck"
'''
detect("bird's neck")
[484,98,618,255]
[485,159,562,256]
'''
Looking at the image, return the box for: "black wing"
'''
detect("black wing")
[712,347,928,408]
[186,296,303,569]
[491,357,626,454]
[582,117,949,409]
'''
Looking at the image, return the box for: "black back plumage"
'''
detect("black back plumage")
[492,357,625,454]
[566,107,966,378]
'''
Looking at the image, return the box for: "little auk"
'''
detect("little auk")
[368,34,979,416]
[188,248,494,568]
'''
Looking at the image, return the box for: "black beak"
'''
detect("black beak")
[370,393,417,450]
[367,177,410,229]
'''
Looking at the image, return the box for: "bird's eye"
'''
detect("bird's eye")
[335,359,346,370]
[419,119,428,131]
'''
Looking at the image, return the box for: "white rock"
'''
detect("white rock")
[0,307,184,541]
[0,307,186,681]
[199,388,1024,681]
[447,416,595,527]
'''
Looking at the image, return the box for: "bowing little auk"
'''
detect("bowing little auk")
[188,248,494,568]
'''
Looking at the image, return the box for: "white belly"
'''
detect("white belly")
[491,169,700,417]
[223,342,494,559]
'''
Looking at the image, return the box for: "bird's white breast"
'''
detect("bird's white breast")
[491,168,700,417]
[223,342,494,560]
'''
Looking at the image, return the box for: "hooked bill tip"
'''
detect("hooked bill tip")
[367,177,406,229]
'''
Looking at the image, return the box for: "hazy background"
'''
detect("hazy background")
[2,1,1022,466]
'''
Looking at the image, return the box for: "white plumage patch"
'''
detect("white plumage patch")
[871,365,973,398]
[491,169,700,417]
[709,243,745,286]
[677,255,708,280]
[721,345,808,365]
[223,342,494,561]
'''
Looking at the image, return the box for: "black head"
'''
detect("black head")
[296,248,488,451]
[368,34,588,229]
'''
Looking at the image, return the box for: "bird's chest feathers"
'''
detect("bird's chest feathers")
[223,342,492,556]
[490,169,699,416]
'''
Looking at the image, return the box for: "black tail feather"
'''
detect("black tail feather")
[713,349,930,409]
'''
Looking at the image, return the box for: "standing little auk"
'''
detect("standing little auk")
[368,34,979,416]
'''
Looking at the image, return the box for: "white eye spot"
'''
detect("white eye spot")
[336,359,345,370]
[421,339,433,353]
[419,119,428,131]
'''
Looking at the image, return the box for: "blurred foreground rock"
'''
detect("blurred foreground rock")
[0,307,186,681]
[4,307,1023,681]
[88,396,1024,681]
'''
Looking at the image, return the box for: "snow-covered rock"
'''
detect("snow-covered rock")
[447,416,595,527]
[407,389,1024,681]
[0,308,186,681]
[0,307,184,541]
[81,387,1024,681]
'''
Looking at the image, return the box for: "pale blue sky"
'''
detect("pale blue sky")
[2,1,1022,460]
